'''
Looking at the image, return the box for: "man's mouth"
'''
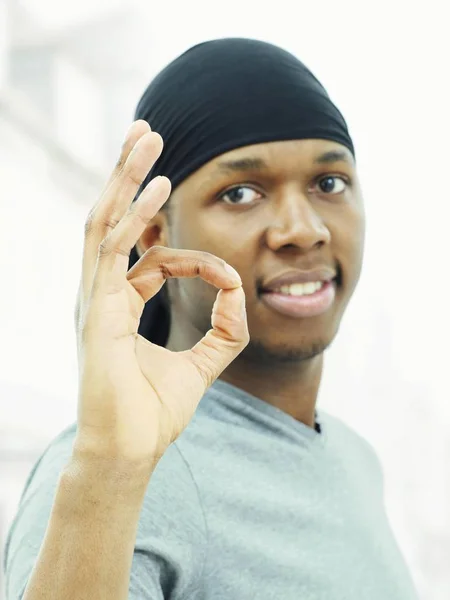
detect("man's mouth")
[270,281,327,296]
[258,269,339,319]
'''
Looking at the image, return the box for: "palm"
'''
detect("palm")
[136,338,205,444]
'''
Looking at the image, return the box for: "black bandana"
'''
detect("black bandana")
[134,37,354,194]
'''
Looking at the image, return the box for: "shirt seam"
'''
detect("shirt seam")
[173,442,209,599]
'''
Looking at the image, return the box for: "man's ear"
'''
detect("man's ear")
[135,210,170,258]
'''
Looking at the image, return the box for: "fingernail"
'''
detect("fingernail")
[224,263,241,282]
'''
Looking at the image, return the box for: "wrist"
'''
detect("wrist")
[56,452,155,519]
[72,430,164,481]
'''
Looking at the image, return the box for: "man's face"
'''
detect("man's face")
[155,139,365,363]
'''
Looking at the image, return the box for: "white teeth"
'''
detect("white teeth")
[279,281,324,296]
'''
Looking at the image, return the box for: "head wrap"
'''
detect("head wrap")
[135,37,354,191]
[128,37,354,347]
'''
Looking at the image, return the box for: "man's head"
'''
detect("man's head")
[130,38,365,365]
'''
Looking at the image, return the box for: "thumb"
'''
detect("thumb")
[186,286,249,388]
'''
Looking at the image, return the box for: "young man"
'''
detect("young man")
[4,38,419,600]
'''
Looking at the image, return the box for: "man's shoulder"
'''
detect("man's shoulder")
[319,410,384,477]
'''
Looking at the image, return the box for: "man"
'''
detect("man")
[4,38,419,599]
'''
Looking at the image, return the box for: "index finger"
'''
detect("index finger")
[127,246,242,305]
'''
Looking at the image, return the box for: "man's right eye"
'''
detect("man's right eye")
[219,186,262,205]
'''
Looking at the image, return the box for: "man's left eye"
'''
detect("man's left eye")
[219,186,261,205]
[316,176,348,194]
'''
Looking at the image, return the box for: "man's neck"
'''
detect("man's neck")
[166,319,323,429]
[218,353,323,429]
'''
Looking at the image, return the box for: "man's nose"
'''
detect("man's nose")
[265,191,331,252]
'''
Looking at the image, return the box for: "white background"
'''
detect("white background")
[1,0,449,598]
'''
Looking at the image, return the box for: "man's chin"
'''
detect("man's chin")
[241,336,334,365]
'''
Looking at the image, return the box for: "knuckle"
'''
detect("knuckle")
[198,252,225,271]
[98,237,129,259]
[115,155,125,171]
[115,145,127,172]
[160,263,174,279]
[186,251,217,274]
[147,245,165,258]
[125,162,145,187]
[101,215,121,230]
[197,250,217,262]
[127,207,149,228]
[85,212,121,240]
[84,211,95,237]
[151,245,166,254]
[195,360,216,389]
[98,238,113,258]
[183,259,200,278]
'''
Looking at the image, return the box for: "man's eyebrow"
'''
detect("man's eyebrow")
[314,150,353,165]
[217,157,268,172]
[216,150,353,174]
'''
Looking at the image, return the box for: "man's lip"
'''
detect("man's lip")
[260,268,337,292]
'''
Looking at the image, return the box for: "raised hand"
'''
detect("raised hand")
[74,121,249,469]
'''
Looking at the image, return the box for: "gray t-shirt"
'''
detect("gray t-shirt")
[4,379,419,599]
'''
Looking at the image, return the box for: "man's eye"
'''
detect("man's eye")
[316,176,348,194]
[219,186,261,205]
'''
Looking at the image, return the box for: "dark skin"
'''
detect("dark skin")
[136,138,365,428]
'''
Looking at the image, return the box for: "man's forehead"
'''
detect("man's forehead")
[213,139,354,172]
[177,138,356,198]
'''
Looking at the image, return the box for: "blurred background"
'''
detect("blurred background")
[0,0,449,598]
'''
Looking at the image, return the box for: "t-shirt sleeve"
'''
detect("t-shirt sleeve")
[3,426,207,600]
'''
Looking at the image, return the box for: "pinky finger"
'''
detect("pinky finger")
[93,176,172,293]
